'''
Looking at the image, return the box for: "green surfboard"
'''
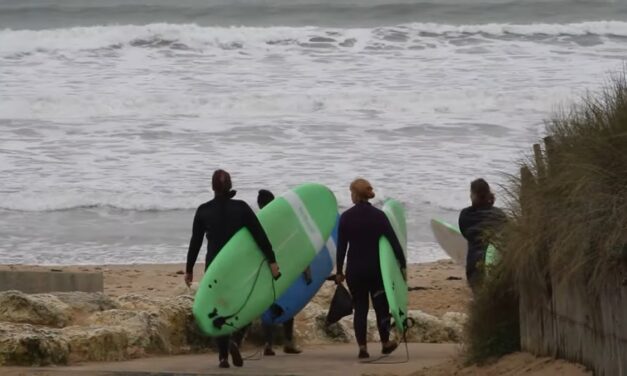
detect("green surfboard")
[193,183,338,337]
[379,199,408,333]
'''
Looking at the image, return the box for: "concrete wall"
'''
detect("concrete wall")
[0,270,103,293]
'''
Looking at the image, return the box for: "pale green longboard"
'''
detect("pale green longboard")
[193,183,338,337]
[430,219,498,267]
[379,199,408,333]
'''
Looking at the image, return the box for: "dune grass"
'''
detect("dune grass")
[463,73,627,364]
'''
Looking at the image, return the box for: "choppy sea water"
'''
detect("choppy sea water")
[1,0,627,264]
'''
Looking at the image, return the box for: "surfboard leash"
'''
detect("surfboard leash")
[242,347,264,361]
[241,264,280,362]
[211,257,281,364]
[212,259,268,331]
[358,316,415,365]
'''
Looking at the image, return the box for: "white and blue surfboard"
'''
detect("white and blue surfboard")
[261,214,339,325]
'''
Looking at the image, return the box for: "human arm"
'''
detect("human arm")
[458,208,470,239]
[185,207,205,285]
[335,214,348,283]
[243,203,279,278]
[459,207,481,242]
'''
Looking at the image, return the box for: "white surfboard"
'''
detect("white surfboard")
[430,218,467,267]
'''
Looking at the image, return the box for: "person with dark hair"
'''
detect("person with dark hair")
[185,169,281,369]
[336,178,406,359]
[458,178,507,292]
[256,189,303,356]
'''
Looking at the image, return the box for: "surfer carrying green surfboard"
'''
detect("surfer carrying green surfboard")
[458,178,506,292]
[185,170,281,369]
[336,178,406,359]
[257,189,303,356]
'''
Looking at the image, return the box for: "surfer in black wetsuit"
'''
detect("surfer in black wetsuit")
[185,170,280,369]
[257,189,303,356]
[458,178,507,292]
[335,178,406,359]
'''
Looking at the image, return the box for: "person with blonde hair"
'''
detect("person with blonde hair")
[336,178,406,359]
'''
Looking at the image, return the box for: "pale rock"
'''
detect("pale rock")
[292,305,466,346]
[0,291,71,328]
[442,311,467,328]
[310,283,335,307]
[61,325,129,362]
[0,289,467,366]
[293,302,354,344]
[403,310,464,343]
[0,322,69,366]
[88,309,169,355]
[116,293,167,311]
[113,294,211,351]
[171,282,198,297]
[52,292,119,314]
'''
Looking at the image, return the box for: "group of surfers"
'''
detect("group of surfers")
[185,169,504,368]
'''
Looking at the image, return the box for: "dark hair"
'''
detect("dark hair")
[257,189,275,209]
[212,169,232,196]
[471,178,495,207]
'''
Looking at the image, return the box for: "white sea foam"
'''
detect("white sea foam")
[1,21,626,264]
[2,21,627,56]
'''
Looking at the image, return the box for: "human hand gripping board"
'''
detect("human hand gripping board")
[192,183,338,337]
[379,199,409,333]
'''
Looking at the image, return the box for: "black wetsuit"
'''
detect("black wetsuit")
[262,318,294,347]
[186,194,276,361]
[336,202,406,346]
[187,196,276,273]
[458,204,506,290]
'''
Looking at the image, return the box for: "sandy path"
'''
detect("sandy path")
[2,343,460,376]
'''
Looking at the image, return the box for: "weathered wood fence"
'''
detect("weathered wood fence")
[517,137,627,376]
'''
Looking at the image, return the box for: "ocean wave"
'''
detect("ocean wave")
[0,188,413,213]
[1,0,626,30]
[1,21,627,55]
[0,195,200,212]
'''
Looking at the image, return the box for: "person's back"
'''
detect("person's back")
[192,197,271,265]
[339,203,395,278]
[459,205,505,259]
[336,178,405,359]
[184,169,279,369]
[458,178,506,289]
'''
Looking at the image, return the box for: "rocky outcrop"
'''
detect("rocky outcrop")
[292,305,466,345]
[0,291,120,328]
[87,310,169,355]
[171,282,198,297]
[114,294,212,351]
[0,323,69,366]
[294,302,354,344]
[53,292,119,314]
[0,291,71,328]
[61,325,129,363]
[403,310,465,343]
[0,290,466,366]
